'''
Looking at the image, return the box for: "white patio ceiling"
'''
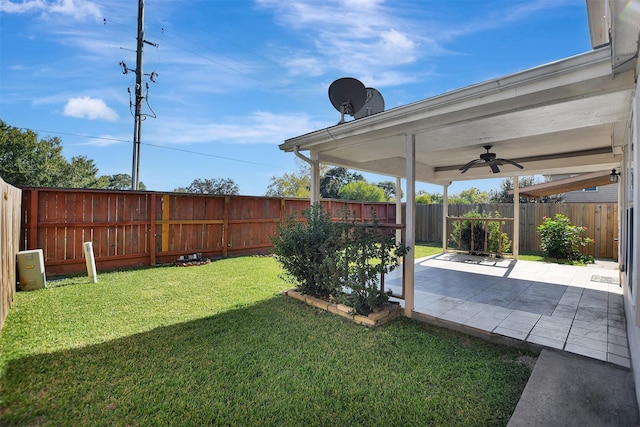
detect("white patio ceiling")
[280,46,635,186]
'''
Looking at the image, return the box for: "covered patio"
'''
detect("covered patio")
[385,253,627,367]
[280,44,634,319]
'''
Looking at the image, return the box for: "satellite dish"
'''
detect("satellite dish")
[354,87,385,119]
[328,77,367,124]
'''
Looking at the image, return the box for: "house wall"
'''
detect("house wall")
[548,174,618,203]
[623,78,640,412]
[562,183,618,203]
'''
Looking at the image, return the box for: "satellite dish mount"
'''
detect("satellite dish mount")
[328,78,367,124]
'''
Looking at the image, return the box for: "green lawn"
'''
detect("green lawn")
[0,256,532,426]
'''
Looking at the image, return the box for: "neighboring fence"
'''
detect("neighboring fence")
[19,188,397,276]
[415,203,618,259]
[1,177,21,330]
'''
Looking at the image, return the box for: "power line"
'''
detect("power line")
[20,128,130,143]
[16,127,294,172]
[141,142,294,171]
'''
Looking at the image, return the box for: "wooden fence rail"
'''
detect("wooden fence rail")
[18,188,619,277]
[1,177,21,330]
[19,188,397,276]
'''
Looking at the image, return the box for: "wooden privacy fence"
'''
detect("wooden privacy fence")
[415,203,618,259]
[1,177,21,330]
[19,188,397,276]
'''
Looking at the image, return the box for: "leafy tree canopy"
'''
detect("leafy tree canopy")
[319,167,364,199]
[449,187,491,204]
[338,181,386,202]
[489,176,564,203]
[176,178,240,195]
[0,121,146,189]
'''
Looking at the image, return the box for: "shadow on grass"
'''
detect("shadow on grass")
[0,296,532,426]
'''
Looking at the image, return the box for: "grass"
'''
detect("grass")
[414,241,443,259]
[0,256,532,426]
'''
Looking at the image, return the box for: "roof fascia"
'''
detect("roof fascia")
[281,47,613,152]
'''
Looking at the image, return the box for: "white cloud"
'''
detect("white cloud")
[63,96,119,121]
[152,112,320,146]
[0,0,101,20]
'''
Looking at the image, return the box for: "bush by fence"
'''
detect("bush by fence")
[415,203,617,259]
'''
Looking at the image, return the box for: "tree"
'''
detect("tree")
[338,181,386,202]
[63,155,106,189]
[319,167,364,199]
[489,176,563,203]
[416,193,432,204]
[105,173,146,190]
[376,180,398,201]
[265,171,310,198]
[449,187,490,204]
[0,120,68,186]
[177,178,239,195]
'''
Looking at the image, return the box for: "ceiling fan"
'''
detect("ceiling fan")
[459,145,524,174]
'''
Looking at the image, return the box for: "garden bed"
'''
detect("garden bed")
[284,289,403,327]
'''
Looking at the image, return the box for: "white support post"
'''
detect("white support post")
[310,150,320,204]
[294,146,320,205]
[404,134,416,318]
[442,183,449,253]
[396,176,402,245]
[513,176,520,260]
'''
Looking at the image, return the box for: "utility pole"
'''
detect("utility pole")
[131,0,144,190]
[120,0,157,190]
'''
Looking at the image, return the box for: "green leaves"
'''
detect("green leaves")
[271,203,408,314]
[537,214,594,263]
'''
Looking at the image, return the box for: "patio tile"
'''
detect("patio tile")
[608,353,631,368]
[565,343,607,361]
[497,310,540,334]
[608,325,627,338]
[572,318,607,332]
[535,315,573,331]
[410,256,627,367]
[507,300,555,316]
[551,304,577,319]
[529,324,570,342]
[494,326,529,340]
[526,333,565,350]
[468,288,521,306]
[417,296,462,317]
[463,306,513,331]
[574,306,608,324]
[440,301,487,323]
[608,342,630,358]
[566,334,608,352]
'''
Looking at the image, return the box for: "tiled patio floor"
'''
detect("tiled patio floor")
[386,253,629,367]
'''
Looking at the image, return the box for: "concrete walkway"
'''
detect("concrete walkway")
[508,349,638,426]
[387,253,629,367]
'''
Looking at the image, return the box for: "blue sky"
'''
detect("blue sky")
[0,0,592,196]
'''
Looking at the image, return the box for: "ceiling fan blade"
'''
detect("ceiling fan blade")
[459,159,480,173]
[498,158,524,169]
[489,161,500,174]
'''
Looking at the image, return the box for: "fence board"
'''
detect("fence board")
[19,187,617,277]
[0,177,21,330]
[414,202,618,259]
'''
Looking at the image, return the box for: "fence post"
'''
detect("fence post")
[149,193,156,266]
[28,188,38,250]
[223,196,229,258]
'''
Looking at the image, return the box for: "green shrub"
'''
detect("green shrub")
[270,203,344,299]
[537,214,594,263]
[271,203,408,315]
[449,210,511,255]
